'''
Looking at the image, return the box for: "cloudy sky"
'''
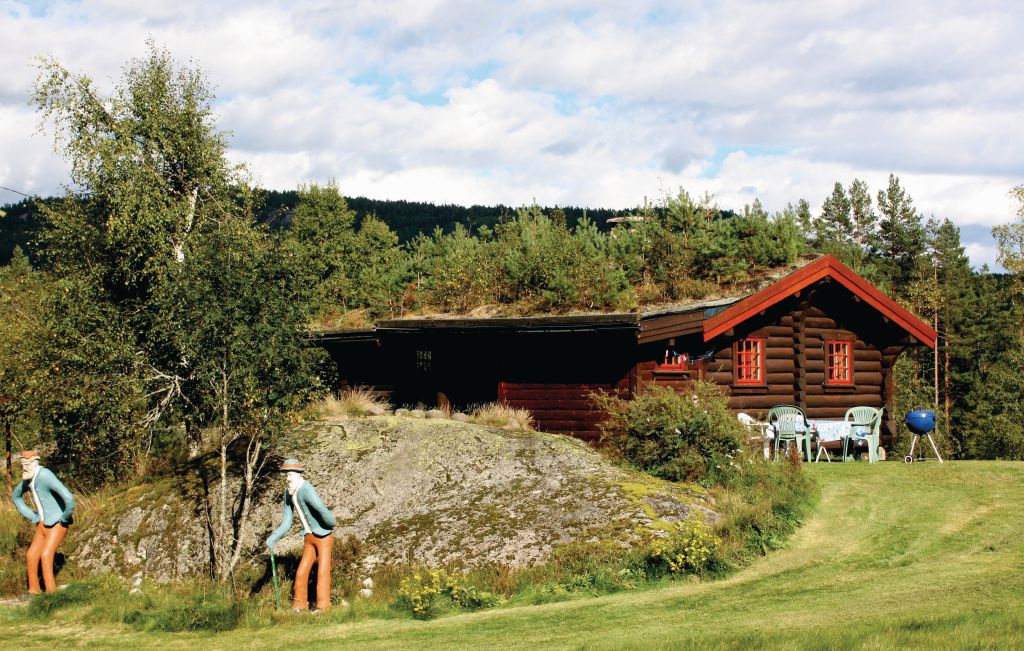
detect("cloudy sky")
[1,1,1022,267]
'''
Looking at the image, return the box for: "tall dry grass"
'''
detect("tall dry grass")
[468,403,535,431]
[311,387,392,419]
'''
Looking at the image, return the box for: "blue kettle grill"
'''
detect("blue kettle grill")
[904,410,944,464]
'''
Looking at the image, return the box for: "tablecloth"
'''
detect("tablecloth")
[764,419,867,445]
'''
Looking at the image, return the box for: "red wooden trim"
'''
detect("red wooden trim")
[703,256,937,347]
[733,337,766,385]
[825,340,853,385]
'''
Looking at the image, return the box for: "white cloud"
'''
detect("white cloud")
[964,242,1001,270]
[1,0,1022,268]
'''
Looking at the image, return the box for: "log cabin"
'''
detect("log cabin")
[316,255,937,447]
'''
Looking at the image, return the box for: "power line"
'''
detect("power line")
[0,185,37,199]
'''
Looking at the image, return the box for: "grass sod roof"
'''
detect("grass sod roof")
[314,255,937,350]
[313,257,822,338]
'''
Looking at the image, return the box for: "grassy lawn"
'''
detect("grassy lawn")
[2,461,1022,649]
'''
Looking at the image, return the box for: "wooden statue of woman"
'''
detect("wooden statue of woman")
[12,450,75,595]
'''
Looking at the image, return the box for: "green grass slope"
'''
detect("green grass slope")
[3,462,1023,650]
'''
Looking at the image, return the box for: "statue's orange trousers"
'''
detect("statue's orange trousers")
[26,521,68,594]
[293,532,333,610]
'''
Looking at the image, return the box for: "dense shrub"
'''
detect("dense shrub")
[595,381,746,486]
[493,208,632,311]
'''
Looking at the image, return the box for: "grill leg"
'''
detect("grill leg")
[904,435,919,463]
[926,435,944,464]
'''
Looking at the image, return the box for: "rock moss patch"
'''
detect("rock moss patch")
[71,417,716,581]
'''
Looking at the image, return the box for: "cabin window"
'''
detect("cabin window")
[415,350,432,373]
[657,348,688,371]
[826,340,853,385]
[734,337,765,385]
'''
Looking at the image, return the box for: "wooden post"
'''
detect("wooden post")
[944,336,951,452]
[3,417,10,496]
[0,398,12,496]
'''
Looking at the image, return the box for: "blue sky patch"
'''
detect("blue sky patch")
[8,0,57,17]
[702,145,791,179]
[351,71,448,106]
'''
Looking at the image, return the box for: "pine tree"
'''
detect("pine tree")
[789,198,813,241]
[874,174,926,291]
[924,218,973,456]
[814,182,854,246]
[848,178,876,246]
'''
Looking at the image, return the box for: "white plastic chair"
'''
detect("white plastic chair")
[737,412,771,460]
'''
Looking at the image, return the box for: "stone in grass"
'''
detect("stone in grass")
[425,409,446,419]
[365,404,389,416]
[451,412,470,422]
[409,409,426,418]
[395,408,410,417]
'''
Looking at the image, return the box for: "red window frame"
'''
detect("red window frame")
[734,337,765,385]
[826,340,853,385]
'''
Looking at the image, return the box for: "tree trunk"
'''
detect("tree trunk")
[173,185,199,263]
[218,442,227,577]
[217,369,229,578]
[944,336,952,454]
[224,434,265,580]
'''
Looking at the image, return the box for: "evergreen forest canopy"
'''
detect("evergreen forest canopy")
[2,43,1024,518]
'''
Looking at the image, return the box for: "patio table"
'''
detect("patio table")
[807,419,860,443]
[764,419,867,461]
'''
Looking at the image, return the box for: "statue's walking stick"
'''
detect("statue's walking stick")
[270,552,281,609]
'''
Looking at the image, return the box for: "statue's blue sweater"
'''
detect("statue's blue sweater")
[13,467,75,527]
[266,481,336,549]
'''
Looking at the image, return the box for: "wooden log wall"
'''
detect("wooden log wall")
[800,304,884,420]
[704,316,798,413]
[499,378,629,442]
[698,288,896,438]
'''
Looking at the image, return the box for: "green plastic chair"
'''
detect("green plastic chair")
[843,406,882,463]
[767,404,812,462]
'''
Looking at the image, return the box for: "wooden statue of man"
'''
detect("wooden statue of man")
[12,450,75,595]
[265,458,337,611]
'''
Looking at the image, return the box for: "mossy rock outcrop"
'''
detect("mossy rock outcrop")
[71,417,715,582]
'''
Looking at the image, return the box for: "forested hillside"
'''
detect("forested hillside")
[1,192,638,267]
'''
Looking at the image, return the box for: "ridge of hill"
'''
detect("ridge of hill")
[0,194,645,265]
